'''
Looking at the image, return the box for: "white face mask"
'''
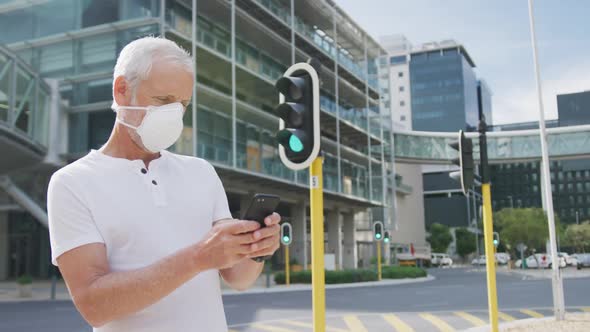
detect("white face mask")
[115,102,185,153]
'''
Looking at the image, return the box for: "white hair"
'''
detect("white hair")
[111,36,194,110]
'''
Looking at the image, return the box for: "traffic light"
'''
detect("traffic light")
[373,221,384,241]
[493,232,499,247]
[280,222,292,246]
[449,130,474,196]
[384,231,390,243]
[275,61,320,170]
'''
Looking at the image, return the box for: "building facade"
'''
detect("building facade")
[409,40,479,132]
[378,34,429,261]
[0,0,405,279]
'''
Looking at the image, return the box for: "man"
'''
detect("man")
[47,36,281,331]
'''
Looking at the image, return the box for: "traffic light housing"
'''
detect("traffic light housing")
[449,130,474,196]
[373,221,384,241]
[384,231,390,243]
[493,232,499,247]
[280,222,292,246]
[275,61,320,170]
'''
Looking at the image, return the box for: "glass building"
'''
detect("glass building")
[490,117,590,225]
[409,41,479,132]
[0,0,401,279]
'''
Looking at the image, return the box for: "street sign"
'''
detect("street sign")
[516,243,527,252]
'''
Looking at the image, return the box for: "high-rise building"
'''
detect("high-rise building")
[409,40,479,132]
[557,90,590,127]
[0,0,401,279]
[379,34,429,261]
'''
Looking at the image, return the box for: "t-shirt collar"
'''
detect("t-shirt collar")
[89,149,168,169]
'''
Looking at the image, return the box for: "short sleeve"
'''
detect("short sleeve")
[208,163,232,223]
[47,171,105,266]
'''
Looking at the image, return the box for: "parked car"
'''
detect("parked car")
[431,253,453,266]
[471,255,492,265]
[515,254,566,269]
[559,252,577,266]
[575,254,590,270]
[495,253,510,265]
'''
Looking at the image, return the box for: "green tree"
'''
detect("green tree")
[563,222,590,252]
[495,208,559,253]
[427,223,453,253]
[455,227,476,258]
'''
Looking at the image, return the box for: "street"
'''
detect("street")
[1,268,589,331]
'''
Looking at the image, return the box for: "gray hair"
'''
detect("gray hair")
[111,36,194,109]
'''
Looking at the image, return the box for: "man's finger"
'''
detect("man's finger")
[251,224,279,241]
[229,220,261,234]
[249,235,278,252]
[264,212,281,226]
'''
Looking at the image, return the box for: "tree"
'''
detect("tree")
[495,208,559,254]
[427,223,453,253]
[455,227,476,259]
[563,222,590,253]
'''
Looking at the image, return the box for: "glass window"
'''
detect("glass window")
[398,72,403,78]
[399,86,405,92]
[568,183,574,192]
[400,115,406,121]
[82,0,119,28]
[400,100,405,107]
[577,183,583,192]
[390,55,406,64]
[558,172,564,181]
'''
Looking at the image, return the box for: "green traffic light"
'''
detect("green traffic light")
[283,236,290,243]
[493,240,498,246]
[375,234,382,240]
[384,238,390,243]
[289,135,303,152]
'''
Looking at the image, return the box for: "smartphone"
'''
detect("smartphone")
[241,194,281,262]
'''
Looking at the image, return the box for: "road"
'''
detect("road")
[1,268,589,331]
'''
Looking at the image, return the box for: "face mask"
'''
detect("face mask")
[115,102,184,153]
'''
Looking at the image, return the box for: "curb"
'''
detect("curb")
[221,275,435,296]
[461,317,554,332]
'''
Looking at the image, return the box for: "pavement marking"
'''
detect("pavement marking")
[453,311,486,326]
[497,311,517,322]
[519,309,544,318]
[582,307,590,312]
[251,323,299,332]
[382,313,415,332]
[282,320,349,332]
[419,313,455,332]
[343,314,369,332]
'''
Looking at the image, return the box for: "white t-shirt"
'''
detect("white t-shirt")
[47,149,232,332]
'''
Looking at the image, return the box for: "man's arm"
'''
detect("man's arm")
[220,213,281,290]
[58,220,261,328]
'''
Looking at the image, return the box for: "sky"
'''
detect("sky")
[335,0,590,125]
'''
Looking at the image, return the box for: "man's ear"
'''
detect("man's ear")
[113,76,132,107]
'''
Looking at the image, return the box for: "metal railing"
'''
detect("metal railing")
[0,44,51,147]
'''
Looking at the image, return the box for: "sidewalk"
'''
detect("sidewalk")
[463,312,590,332]
[497,267,590,280]
[0,274,435,302]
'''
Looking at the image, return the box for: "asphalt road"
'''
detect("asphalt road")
[1,268,589,332]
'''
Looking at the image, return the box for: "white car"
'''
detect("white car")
[495,253,510,265]
[515,254,566,269]
[431,253,453,266]
[471,255,489,265]
[559,252,577,266]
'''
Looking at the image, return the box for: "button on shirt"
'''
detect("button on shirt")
[47,149,232,332]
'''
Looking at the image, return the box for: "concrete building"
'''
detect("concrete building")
[379,34,429,261]
[0,0,410,279]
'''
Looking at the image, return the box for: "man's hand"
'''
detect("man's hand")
[244,212,281,260]
[196,219,263,270]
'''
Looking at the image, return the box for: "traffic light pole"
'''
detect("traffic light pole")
[480,121,499,332]
[377,241,382,281]
[285,245,290,286]
[310,156,325,332]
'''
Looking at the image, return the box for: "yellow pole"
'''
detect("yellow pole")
[482,183,499,332]
[310,157,325,332]
[285,245,290,286]
[377,240,382,281]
